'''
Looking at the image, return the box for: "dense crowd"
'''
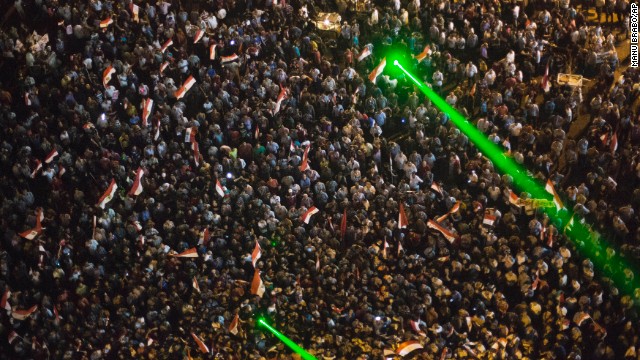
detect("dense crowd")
[1,0,640,358]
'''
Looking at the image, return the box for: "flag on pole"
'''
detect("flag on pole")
[215,179,225,197]
[396,340,423,357]
[509,190,522,207]
[198,228,210,246]
[541,62,551,93]
[191,333,210,354]
[545,179,564,211]
[340,208,347,240]
[160,61,169,74]
[11,305,38,321]
[229,314,239,335]
[132,220,142,232]
[193,29,205,44]
[357,47,372,61]
[410,320,426,336]
[368,57,386,83]
[251,241,262,268]
[299,145,311,172]
[8,331,19,345]
[128,168,144,196]
[220,54,239,63]
[175,75,196,100]
[290,140,295,152]
[171,248,199,258]
[99,17,113,28]
[1,289,11,312]
[398,203,408,229]
[129,3,140,21]
[141,98,153,127]
[160,38,173,53]
[44,149,59,164]
[427,220,458,243]
[192,277,201,293]
[185,126,196,143]
[210,44,217,60]
[382,239,389,259]
[610,132,618,153]
[301,206,319,224]
[273,87,287,115]
[24,93,31,106]
[430,182,443,196]
[102,65,115,88]
[414,45,432,62]
[191,141,200,167]
[30,159,42,178]
[154,118,161,141]
[251,269,266,297]
[97,179,118,209]
[483,209,497,226]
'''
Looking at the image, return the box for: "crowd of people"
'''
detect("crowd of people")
[1,0,639,358]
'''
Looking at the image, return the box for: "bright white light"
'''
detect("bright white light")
[323,19,330,26]
[393,60,399,66]
[226,172,233,179]
[375,316,381,321]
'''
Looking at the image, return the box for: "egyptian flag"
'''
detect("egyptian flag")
[427,220,458,243]
[509,190,522,207]
[273,87,287,115]
[191,141,200,167]
[8,331,19,345]
[300,206,319,224]
[229,314,239,335]
[414,45,431,62]
[290,140,296,152]
[44,148,58,164]
[191,333,209,354]
[199,228,210,246]
[410,320,426,337]
[396,340,423,357]
[193,28,205,44]
[24,93,31,106]
[160,38,173,53]
[469,82,477,97]
[215,179,225,197]
[160,61,169,75]
[251,269,266,297]
[128,168,144,196]
[299,145,310,172]
[141,98,153,127]
[129,3,140,22]
[436,201,460,223]
[382,239,389,259]
[340,208,347,240]
[28,159,43,179]
[1,289,11,312]
[368,57,386,83]
[574,312,591,326]
[545,179,564,211]
[254,125,260,140]
[482,209,496,226]
[398,203,408,229]
[58,165,66,177]
[185,126,196,143]
[430,182,443,196]
[132,220,142,232]
[357,47,371,62]
[610,132,618,153]
[103,65,115,88]
[175,75,196,100]
[210,44,217,60]
[192,277,201,293]
[97,179,117,209]
[171,247,199,258]
[541,61,551,93]
[154,118,161,141]
[251,241,262,268]
[100,17,113,28]
[11,305,38,321]
[220,53,239,64]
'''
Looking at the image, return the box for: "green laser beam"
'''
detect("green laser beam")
[258,319,318,360]
[393,60,640,302]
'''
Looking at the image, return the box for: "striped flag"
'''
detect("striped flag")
[44,148,58,164]
[368,57,386,83]
[191,141,200,167]
[193,29,205,44]
[160,61,169,74]
[99,17,113,28]
[427,220,458,243]
[410,320,426,336]
[357,46,371,61]
[220,53,239,63]
[171,247,199,258]
[198,228,210,246]
[273,87,287,115]
[382,239,389,259]
[215,179,225,197]
[398,203,408,229]
[299,144,311,172]
[251,241,262,268]
[185,126,196,143]
[128,168,144,196]
[610,132,618,153]
[129,3,140,22]
[97,179,118,209]
[24,93,31,106]
[154,118,161,141]
[132,221,142,232]
[30,159,42,178]
[545,179,564,211]
[8,330,19,345]
[160,38,173,53]
[483,209,497,226]
[541,62,550,93]
[175,75,196,100]
[430,182,443,196]
[141,98,153,127]
[300,206,319,224]
[11,305,38,321]
[210,44,217,60]
[509,190,522,207]
[414,45,431,62]
[229,314,239,335]
[192,277,201,293]
[251,269,266,297]
[316,253,320,271]
[396,340,423,357]
[436,201,460,223]
[103,65,115,88]
[290,140,295,152]
[340,208,347,240]
[190,333,209,354]
[1,289,11,312]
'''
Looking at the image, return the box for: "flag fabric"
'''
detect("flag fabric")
[220,53,239,63]
[396,340,423,356]
[185,126,196,143]
[610,132,618,153]
[427,220,458,243]
[99,17,113,28]
[141,98,153,127]
[483,209,496,226]
[251,241,262,268]
[129,3,140,21]
[469,82,477,97]
[357,47,372,61]
[410,320,426,336]
[251,269,266,297]
[368,57,386,83]
[273,87,287,115]
[541,62,551,93]
[299,145,311,172]
[290,140,295,152]
[192,276,201,293]
[414,45,431,62]
[210,44,217,60]
[160,61,169,74]
[316,254,320,271]
[531,270,540,291]
[193,29,205,44]
[215,179,225,197]
[8,330,19,345]
[1,289,11,312]
[509,190,523,207]
[340,208,347,240]
[24,93,31,106]
[574,312,591,326]
[154,119,161,141]
[160,38,173,53]
[382,239,389,259]
[175,75,196,100]
[30,159,42,178]
[430,182,443,196]
[102,65,115,88]
[229,314,239,335]
[128,168,144,196]
[190,333,210,354]
[398,203,408,229]
[545,179,564,211]
[44,149,58,164]
[191,141,200,167]
[301,206,319,224]
[132,221,142,232]
[171,247,199,258]
[11,305,38,321]
[398,240,404,255]
[97,179,118,209]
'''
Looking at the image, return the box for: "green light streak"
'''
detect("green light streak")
[258,319,318,360]
[394,61,640,301]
